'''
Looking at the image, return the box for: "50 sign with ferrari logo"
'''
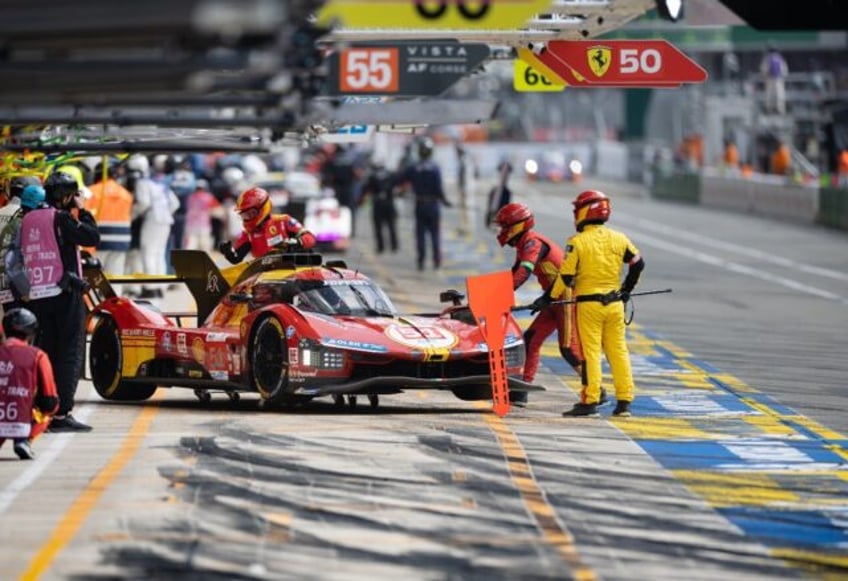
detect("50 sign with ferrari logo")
[340,48,399,93]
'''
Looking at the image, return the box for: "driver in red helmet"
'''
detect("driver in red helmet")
[493,202,587,408]
[218,187,316,264]
[544,190,644,418]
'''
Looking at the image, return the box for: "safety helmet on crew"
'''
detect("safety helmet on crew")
[20,184,46,210]
[493,202,535,247]
[418,137,434,160]
[44,171,80,204]
[3,307,39,341]
[8,175,41,199]
[235,186,271,231]
[572,189,610,232]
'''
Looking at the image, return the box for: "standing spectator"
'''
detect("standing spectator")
[394,137,452,271]
[545,190,644,418]
[134,163,179,298]
[6,171,100,431]
[770,139,792,176]
[455,141,477,237]
[2,183,46,309]
[493,202,592,408]
[836,149,848,187]
[359,161,399,254]
[85,161,134,282]
[722,137,740,170]
[166,158,197,265]
[485,159,513,228]
[760,43,789,115]
[0,308,59,459]
[218,187,316,263]
[321,145,361,236]
[183,180,222,252]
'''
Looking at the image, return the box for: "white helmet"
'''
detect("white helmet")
[127,154,150,176]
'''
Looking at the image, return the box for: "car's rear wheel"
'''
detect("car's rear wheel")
[251,316,290,403]
[90,317,157,401]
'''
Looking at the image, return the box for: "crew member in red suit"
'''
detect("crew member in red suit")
[218,187,316,264]
[0,308,59,460]
[493,202,599,407]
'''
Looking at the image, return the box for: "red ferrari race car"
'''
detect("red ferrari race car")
[82,250,543,409]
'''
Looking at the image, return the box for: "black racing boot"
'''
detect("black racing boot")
[612,400,632,417]
[562,403,599,417]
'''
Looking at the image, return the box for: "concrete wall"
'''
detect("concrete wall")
[700,169,819,223]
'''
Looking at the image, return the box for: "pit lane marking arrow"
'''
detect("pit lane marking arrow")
[318,0,554,30]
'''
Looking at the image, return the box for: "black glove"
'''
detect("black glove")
[284,237,303,251]
[530,294,552,314]
[218,240,233,255]
[619,288,631,304]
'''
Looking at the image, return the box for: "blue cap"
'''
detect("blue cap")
[20,184,46,209]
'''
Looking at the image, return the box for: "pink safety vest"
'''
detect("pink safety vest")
[0,343,38,439]
[21,208,67,299]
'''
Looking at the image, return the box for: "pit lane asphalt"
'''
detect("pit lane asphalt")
[0,177,844,580]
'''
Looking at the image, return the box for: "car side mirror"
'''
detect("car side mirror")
[229,292,252,303]
[440,289,465,306]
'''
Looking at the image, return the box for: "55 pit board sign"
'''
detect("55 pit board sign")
[326,41,490,97]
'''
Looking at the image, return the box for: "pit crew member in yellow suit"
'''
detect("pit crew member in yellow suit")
[542,190,644,418]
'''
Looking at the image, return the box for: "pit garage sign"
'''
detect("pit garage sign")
[326,41,490,97]
[519,39,707,89]
[318,0,554,30]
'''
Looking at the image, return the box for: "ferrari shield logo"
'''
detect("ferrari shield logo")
[587,45,611,77]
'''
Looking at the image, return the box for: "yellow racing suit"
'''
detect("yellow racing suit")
[551,224,643,405]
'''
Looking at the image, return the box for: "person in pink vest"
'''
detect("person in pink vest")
[0,308,59,460]
[6,171,100,432]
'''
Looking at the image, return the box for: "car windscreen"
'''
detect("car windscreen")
[293,280,396,317]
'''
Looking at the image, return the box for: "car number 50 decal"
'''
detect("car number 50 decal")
[386,324,458,349]
[340,48,399,93]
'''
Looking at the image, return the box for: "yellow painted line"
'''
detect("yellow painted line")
[480,406,596,579]
[772,547,848,575]
[613,417,716,440]
[672,470,798,507]
[20,399,160,580]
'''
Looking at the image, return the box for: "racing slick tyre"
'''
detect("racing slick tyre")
[250,315,290,404]
[90,317,157,401]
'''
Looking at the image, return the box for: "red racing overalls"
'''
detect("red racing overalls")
[510,230,582,383]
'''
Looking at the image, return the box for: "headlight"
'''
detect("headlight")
[301,346,346,369]
[505,344,525,368]
[524,159,538,175]
[569,160,583,175]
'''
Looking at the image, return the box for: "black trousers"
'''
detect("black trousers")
[372,200,398,253]
[30,290,86,416]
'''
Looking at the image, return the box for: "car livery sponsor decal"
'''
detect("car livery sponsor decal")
[322,338,388,352]
[177,333,188,355]
[161,331,172,351]
[476,333,522,351]
[206,332,229,343]
[191,337,205,364]
[121,328,155,337]
[288,347,299,364]
[210,370,229,381]
[286,325,296,339]
[386,324,458,350]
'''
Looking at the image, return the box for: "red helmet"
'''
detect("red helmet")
[494,202,534,246]
[573,189,610,231]
[235,187,271,231]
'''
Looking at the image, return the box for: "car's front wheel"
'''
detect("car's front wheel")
[90,317,157,401]
[250,315,290,403]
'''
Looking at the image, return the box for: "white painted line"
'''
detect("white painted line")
[615,214,848,283]
[0,406,93,516]
[627,228,848,304]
